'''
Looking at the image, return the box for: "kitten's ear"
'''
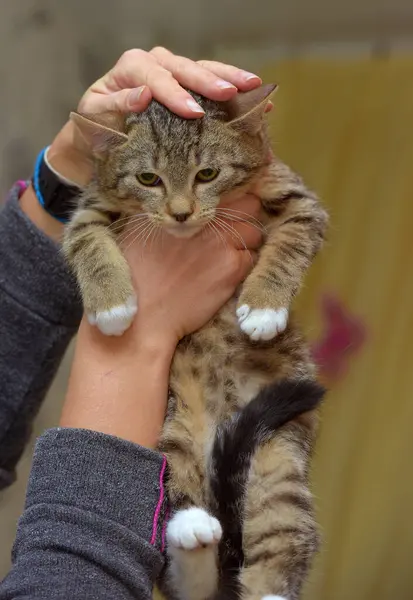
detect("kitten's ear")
[226,83,277,135]
[70,112,128,157]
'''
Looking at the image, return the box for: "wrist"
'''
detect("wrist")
[134,314,179,358]
[70,316,176,378]
[60,318,176,448]
[20,185,63,242]
[25,121,94,234]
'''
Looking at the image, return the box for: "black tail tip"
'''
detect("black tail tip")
[254,377,326,417]
[281,378,326,408]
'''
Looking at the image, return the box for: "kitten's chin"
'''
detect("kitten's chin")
[165,225,202,239]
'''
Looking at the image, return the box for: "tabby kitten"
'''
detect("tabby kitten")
[63,84,328,600]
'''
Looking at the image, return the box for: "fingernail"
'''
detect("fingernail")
[216,80,237,90]
[242,71,261,82]
[186,98,205,114]
[128,86,145,107]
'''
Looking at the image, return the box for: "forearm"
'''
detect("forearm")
[0,187,82,489]
[60,318,176,448]
[0,429,167,600]
[1,314,174,596]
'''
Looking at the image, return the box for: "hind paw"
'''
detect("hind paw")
[167,507,222,551]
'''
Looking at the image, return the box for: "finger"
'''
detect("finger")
[146,69,206,117]
[220,194,262,217]
[215,194,263,249]
[151,47,238,100]
[265,101,274,113]
[105,49,158,92]
[106,49,206,118]
[237,249,259,282]
[222,218,263,250]
[197,60,262,91]
[80,86,152,114]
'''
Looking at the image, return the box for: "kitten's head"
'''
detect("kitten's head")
[71,84,276,237]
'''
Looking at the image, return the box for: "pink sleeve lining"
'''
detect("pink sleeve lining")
[150,454,167,546]
[15,180,29,197]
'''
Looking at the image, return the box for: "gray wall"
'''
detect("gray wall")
[2,0,413,194]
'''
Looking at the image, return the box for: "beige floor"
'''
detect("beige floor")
[0,345,74,579]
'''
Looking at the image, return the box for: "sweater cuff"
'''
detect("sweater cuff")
[0,184,82,327]
[26,428,168,550]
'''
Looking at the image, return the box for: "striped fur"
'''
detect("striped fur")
[63,85,328,600]
[211,380,325,600]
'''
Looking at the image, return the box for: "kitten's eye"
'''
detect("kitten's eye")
[137,172,162,186]
[195,168,219,183]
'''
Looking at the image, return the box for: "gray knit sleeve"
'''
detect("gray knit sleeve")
[0,186,82,489]
[0,428,168,599]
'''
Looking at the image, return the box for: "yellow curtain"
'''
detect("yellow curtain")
[259,57,413,600]
[156,57,413,600]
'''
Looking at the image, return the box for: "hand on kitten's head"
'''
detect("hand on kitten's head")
[78,47,265,119]
[49,47,268,187]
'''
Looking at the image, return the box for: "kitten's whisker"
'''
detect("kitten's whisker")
[217,222,251,259]
[141,223,156,252]
[216,205,263,223]
[118,219,153,245]
[201,225,211,243]
[215,207,264,228]
[214,217,254,265]
[207,221,228,251]
[215,212,266,234]
[211,221,230,249]
[121,221,154,251]
[214,217,247,249]
[107,213,149,231]
[123,222,155,254]
[108,218,150,237]
[118,217,151,233]
[149,224,161,252]
[215,215,265,235]
[137,220,157,251]
[136,222,156,245]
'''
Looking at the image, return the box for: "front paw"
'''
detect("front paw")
[236,305,288,341]
[87,295,138,336]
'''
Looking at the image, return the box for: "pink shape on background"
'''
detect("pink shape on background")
[312,294,366,381]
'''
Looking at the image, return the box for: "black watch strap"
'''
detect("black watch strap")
[32,147,80,223]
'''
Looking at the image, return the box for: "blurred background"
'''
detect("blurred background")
[1,1,413,599]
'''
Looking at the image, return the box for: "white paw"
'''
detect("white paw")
[236,305,288,341]
[87,295,138,336]
[166,507,222,551]
[261,596,288,600]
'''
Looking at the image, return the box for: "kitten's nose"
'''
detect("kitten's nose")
[173,211,192,223]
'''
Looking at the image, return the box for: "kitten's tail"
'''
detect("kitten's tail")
[209,378,325,600]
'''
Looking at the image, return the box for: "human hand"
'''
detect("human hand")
[78,47,262,116]
[47,47,264,186]
[123,194,263,346]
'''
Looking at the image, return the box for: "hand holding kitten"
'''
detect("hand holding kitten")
[123,195,263,345]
